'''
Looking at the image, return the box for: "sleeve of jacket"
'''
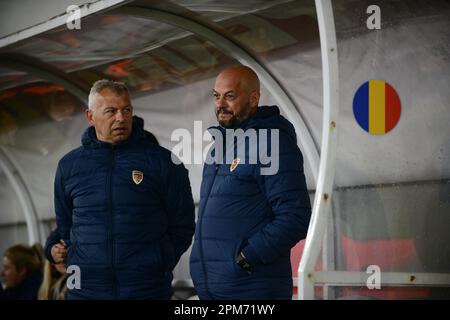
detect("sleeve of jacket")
[242,131,312,266]
[162,155,196,268]
[44,228,61,264]
[54,161,73,245]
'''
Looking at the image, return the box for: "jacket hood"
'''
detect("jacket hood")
[81,116,146,149]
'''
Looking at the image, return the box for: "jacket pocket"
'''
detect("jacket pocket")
[232,239,251,277]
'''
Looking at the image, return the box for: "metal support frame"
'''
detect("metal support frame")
[0,0,132,48]
[114,5,320,183]
[298,0,339,300]
[0,53,89,104]
[296,272,450,287]
[0,147,41,244]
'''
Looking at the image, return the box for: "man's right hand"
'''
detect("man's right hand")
[51,240,67,264]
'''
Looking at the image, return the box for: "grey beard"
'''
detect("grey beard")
[217,103,252,128]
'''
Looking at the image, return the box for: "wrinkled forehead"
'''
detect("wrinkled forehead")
[95,89,131,107]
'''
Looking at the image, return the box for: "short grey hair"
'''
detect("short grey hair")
[88,79,129,110]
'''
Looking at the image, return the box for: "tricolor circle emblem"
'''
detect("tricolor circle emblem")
[353,80,401,134]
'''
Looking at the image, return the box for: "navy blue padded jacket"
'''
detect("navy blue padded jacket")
[54,118,195,299]
[190,106,311,299]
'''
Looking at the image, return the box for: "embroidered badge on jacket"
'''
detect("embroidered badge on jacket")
[132,170,144,185]
[230,158,240,172]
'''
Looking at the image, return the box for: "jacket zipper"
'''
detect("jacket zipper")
[198,163,219,298]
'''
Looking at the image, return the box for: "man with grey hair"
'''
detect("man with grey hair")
[86,80,133,145]
[53,79,195,299]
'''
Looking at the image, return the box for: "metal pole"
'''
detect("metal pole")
[298,0,339,300]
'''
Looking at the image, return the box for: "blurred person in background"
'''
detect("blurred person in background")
[0,244,43,300]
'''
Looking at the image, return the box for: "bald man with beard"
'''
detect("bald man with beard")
[190,65,311,300]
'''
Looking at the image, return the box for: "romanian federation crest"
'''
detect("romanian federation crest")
[230,158,240,172]
[132,170,144,185]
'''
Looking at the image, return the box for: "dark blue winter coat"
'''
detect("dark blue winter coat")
[190,106,311,300]
[54,118,195,299]
[0,271,42,300]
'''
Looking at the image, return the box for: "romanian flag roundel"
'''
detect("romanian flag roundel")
[353,80,401,134]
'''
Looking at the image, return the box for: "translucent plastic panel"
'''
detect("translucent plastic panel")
[0,82,86,142]
[172,0,322,143]
[0,15,192,73]
[186,0,322,189]
[0,67,41,92]
[0,167,26,225]
[173,0,291,14]
[0,223,29,263]
[0,164,29,254]
[333,286,449,300]
[330,0,450,299]
[0,80,86,222]
[71,35,235,95]
[333,182,450,267]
